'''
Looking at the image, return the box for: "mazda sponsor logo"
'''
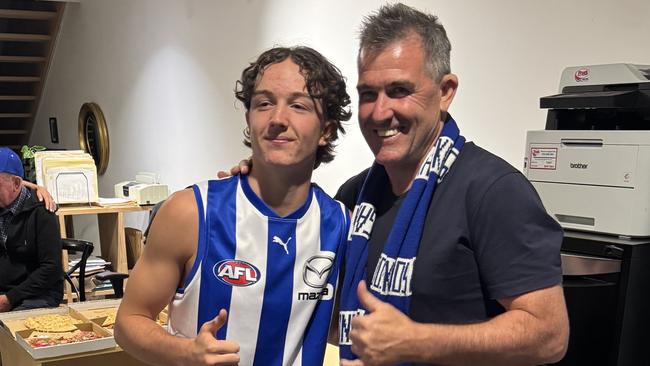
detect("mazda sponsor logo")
[303,255,334,288]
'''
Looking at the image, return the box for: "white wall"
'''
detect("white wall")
[30,0,650,238]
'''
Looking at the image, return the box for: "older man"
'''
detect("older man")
[336,4,569,366]
[0,147,62,312]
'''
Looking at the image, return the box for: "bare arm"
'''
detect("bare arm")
[343,282,569,366]
[114,189,239,366]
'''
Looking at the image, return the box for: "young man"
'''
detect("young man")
[0,147,63,312]
[115,46,351,366]
[337,4,569,366]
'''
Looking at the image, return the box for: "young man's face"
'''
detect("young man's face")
[356,33,456,173]
[246,59,330,170]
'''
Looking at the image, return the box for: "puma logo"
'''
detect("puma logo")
[272,236,291,255]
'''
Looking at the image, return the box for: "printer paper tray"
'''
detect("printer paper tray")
[532,181,650,237]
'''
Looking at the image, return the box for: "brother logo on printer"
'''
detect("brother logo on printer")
[574,68,589,82]
[570,163,588,169]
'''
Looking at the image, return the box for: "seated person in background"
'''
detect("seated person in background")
[0,147,63,312]
[115,46,351,366]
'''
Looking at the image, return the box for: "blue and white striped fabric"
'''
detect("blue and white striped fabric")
[339,117,465,364]
[167,174,348,366]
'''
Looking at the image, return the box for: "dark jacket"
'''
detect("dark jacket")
[0,189,63,308]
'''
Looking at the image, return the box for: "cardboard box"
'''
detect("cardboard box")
[15,322,114,359]
[0,307,50,337]
[69,299,168,332]
[0,306,118,360]
[70,299,121,333]
[158,307,168,326]
[68,299,121,313]
[0,306,83,338]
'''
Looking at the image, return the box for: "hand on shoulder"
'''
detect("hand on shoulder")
[216,158,252,179]
[22,181,56,212]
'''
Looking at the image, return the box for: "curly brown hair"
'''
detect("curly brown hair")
[235,46,351,168]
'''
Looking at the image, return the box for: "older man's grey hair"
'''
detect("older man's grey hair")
[359,3,451,83]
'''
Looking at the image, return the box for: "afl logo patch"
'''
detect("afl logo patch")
[214,259,261,287]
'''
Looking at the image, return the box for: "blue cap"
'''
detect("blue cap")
[0,147,24,178]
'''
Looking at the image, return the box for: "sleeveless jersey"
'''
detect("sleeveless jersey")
[167,175,348,366]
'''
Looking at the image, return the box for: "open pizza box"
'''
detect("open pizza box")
[0,306,59,337]
[15,322,114,359]
[0,306,87,338]
[69,299,121,333]
[158,307,168,325]
[0,306,115,359]
[69,299,168,332]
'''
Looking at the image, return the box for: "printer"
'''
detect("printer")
[524,63,650,237]
[115,172,169,205]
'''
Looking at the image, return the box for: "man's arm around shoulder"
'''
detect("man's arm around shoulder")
[114,189,239,366]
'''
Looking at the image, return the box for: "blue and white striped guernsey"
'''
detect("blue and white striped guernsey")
[167,174,349,366]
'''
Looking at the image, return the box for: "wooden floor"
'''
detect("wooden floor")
[324,344,339,365]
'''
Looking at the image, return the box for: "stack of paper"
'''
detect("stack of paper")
[97,197,137,207]
[69,256,111,276]
[34,150,98,204]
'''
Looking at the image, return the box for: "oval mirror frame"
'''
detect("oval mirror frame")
[78,102,109,175]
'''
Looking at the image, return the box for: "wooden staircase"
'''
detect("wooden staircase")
[0,0,64,151]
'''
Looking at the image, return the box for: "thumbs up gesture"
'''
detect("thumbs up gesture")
[341,281,416,366]
[189,309,240,365]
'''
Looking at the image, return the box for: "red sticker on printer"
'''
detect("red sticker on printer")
[574,68,589,82]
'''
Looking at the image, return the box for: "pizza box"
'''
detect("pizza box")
[0,306,80,338]
[69,299,121,332]
[68,299,168,333]
[15,322,115,359]
[69,299,168,332]
[158,307,168,326]
[68,298,121,312]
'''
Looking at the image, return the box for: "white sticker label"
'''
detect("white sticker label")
[529,147,557,170]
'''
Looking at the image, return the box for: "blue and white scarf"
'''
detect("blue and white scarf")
[339,117,465,364]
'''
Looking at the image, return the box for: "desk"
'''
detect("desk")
[56,205,152,301]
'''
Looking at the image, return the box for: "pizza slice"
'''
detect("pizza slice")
[23,314,83,333]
